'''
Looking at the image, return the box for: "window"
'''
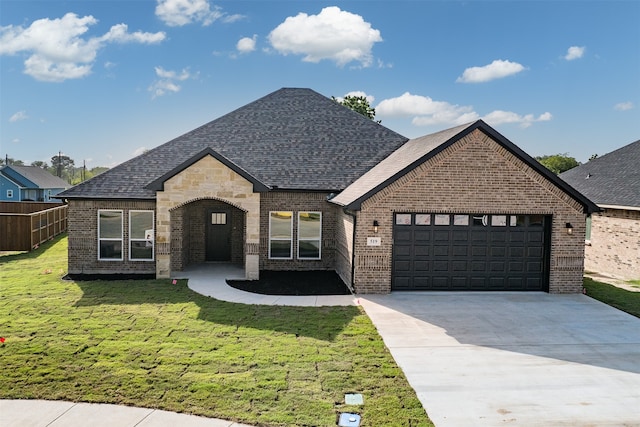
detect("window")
[129,210,154,261]
[211,212,227,225]
[269,211,293,259]
[585,216,592,242]
[395,214,412,225]
[98,210,123,260]
[434,214,450,225]
[6,190,13,198]
[415,214,431,225]
[298,212,322,259]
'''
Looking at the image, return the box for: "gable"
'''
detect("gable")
[145,148,269,192]
[332,120,599,214]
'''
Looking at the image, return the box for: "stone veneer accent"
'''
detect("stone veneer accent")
[67,199,156,275]
[156,155,260,279]
[352,129,587,294]
[586,208,640,280]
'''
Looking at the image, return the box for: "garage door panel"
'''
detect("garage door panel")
[395,245,412,257]
[433,261,449,271]
[434,230,450,241]
[394,260,411,272]
[434,245,449,256]
[452,245,468,256]
[393,213,549,291]
[414,261,430,271]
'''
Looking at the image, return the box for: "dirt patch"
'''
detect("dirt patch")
[227,270,351,295]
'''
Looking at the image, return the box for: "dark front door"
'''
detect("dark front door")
[392,213,550,291]
[206,211,231,261]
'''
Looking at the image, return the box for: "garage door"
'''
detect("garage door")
[392,213,550,291]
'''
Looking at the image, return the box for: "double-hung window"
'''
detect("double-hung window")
[98,210,123,260]
[298,212,321,259]
[129,210,154,261]
[269,211,293,259]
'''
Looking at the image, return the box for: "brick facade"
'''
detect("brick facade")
[586,208,640,280]
[259,191,338,271]
[67,199,156,275]
[351,129,587,294]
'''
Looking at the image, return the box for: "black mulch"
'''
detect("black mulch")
[227,270,352,295]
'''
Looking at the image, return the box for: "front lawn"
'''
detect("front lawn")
[0,236,432,426]
[583,277,640,318]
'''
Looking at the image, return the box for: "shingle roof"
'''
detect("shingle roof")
[1,165,69,189]
[560,139,640,208]
[58,88,408,199]
[330,122,475,208]
[331,120,600,214]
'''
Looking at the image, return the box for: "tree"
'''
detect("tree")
[1,156,24,166]
[332,95,379,122]
[535,154,580,174]
[50,154,75,182]
[31,160,49,169]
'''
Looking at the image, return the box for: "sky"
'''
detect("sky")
[1,0,639,169]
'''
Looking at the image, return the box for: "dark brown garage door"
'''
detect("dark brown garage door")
[392,213,550,291]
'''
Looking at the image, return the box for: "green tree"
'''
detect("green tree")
[332,95,379,122]
[1,156,24,166]
[50,154,75,182]
[31,160,49,169]
[535,153,580,174]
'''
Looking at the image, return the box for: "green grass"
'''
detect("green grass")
[0,235,432,426]
[583,277,640,319]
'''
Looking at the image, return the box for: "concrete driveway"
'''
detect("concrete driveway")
[359,292,640,427]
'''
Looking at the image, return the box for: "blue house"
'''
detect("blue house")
[0,165,69,202]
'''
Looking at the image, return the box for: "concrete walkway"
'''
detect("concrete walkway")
[360,292,640,427]
[175,263,358,306]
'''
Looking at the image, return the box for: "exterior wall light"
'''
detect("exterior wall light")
[373,220,379,234]
[565,223,573,235]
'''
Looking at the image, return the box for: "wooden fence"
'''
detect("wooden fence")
[0,202,68,251]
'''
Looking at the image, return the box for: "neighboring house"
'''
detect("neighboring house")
[0,165,69,202]
[57,88,598,293]
[560,140,640,280]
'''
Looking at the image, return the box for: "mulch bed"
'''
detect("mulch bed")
[227,270,351,295]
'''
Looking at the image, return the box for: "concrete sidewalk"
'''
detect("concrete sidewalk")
[1,400,253,427]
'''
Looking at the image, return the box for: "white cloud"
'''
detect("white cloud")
[456,59,526,83]
[377,92,479,126]
[9,111,28,122]
[148,66,192,98]
[377,92,551,128]
[0,13,165,82]
[335,91,375,104]
[155,0,243,27]
[268,6,382,67]
[237,35,257,54]
[614,101,634,111]
[133,147,148,157]
[482,110,552,128]
[564,46,585,61]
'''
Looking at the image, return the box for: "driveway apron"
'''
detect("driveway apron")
[360,292,640,427]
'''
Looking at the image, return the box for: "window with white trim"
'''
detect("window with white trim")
[298,212,321,259]
[129,210,154,261]
[269,211,293,259]
[98,210,123,260]
[6,190,13,198]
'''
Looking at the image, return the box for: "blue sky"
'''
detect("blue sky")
[1,0,638,168]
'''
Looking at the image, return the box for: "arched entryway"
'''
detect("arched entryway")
[170,198,246,272]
